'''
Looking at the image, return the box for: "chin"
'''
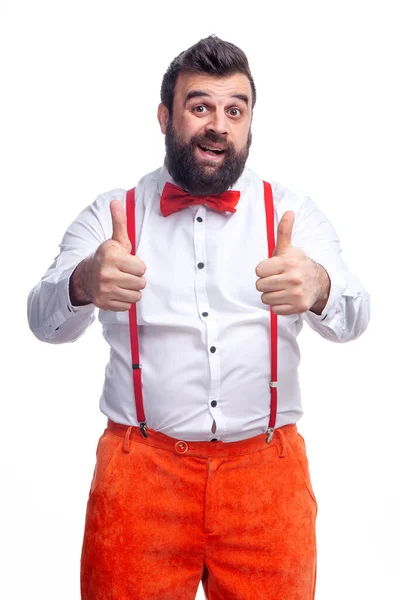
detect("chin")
[196,159,223,171]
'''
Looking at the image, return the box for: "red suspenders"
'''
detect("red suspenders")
[125,182,277,443]
[263,181,278,443]
[125,190,147,438]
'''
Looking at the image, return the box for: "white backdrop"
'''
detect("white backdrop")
[1,1,399,598]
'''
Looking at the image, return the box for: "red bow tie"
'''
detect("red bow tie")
[160,182,240,217]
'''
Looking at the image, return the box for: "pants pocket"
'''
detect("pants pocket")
[88,430,123,499]
[286,433,318,508]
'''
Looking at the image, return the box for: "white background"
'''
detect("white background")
[1,0,399,598]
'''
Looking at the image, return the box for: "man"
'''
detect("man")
[28,35,370,600]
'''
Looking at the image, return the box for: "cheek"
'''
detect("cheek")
[237,126,251,150]
[176,113,207,141]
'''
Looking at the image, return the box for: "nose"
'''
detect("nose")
[205,108,228,136]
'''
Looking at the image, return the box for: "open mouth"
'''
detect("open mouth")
[197,144,226,158]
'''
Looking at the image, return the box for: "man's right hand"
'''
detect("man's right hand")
[69,200,147,311]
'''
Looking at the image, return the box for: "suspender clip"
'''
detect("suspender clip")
[269,381,277,388]
[139,421,148,438]
[266,427,274,444]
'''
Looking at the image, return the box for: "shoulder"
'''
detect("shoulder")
[135,167,162,198]
[244,167,310,216]
[70,168,161,240]
[93,167,162,209]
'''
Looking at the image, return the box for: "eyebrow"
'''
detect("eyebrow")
[184,90,249,106]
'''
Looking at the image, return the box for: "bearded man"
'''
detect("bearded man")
[28,35,370,600]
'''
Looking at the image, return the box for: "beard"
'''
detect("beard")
[164,121,252,195]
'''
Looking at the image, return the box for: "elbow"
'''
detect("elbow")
[336,293,371,343]
[28,321,67,344]
[29,325,84,345]
[27,301,63,344]
[337,320,370,344]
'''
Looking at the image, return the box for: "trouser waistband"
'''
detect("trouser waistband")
[106,419,298,458]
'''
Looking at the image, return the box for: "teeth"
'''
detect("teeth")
[200,145,223,154]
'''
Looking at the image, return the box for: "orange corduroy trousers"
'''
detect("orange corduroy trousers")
[80,420,317,600]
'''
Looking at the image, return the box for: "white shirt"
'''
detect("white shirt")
[27,165,370,441]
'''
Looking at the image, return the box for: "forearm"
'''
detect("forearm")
[309,263,331,316]
[304,268,370,342]
[69,257,93,306]
[27,263,95,344]
[27,193,113,343]
[290,194,370,342]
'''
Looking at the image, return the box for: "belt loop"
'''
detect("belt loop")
[275,429,287,458]
[123,426,133,454]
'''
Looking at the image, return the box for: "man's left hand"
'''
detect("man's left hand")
[255,211,331,316]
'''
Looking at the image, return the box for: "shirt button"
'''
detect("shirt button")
[210,346,216,353]
[197,217,203,222]
[211,400,217,407]
[202,312,209,317]
[197,262,205,269]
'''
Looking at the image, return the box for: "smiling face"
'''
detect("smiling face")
[158,71,253,194]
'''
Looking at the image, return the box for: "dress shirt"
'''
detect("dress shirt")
[27,165,370,442]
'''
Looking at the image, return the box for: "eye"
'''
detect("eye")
[193,105,208,114]
[228,107,242,117]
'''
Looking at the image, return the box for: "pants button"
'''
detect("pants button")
[175,441,188,454]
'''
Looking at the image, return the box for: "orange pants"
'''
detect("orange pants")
[81,421,317,599]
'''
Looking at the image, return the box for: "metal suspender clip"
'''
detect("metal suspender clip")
[139,421,148,438]
[267,381,277,443]
[132,363,142,370]
[266,428,274,444]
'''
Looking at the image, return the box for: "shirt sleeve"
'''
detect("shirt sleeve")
[27,190,124,343]
[292,195,370,342]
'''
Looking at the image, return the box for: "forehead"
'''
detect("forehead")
[174,72,252,105]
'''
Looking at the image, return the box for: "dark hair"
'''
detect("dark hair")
[160,35,256,115]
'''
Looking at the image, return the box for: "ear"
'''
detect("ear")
[157,103,169,134]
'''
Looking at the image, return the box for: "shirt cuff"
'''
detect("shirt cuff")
[31,265,95,340]
[52,265,95,326]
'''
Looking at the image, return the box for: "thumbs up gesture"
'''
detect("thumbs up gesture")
[69,200,147,311]
[255,211,330,316]
[109,199,133,254]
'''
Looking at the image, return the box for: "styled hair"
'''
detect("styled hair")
[160,35,256,115]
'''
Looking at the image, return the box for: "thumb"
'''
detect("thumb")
[273,211,295,256]
[110,200,131,252]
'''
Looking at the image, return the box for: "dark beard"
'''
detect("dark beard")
[164,122,252,195]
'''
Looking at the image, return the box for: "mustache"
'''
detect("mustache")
[190,131,231,151]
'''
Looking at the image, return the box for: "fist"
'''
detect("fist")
[255,211,326,315]
[81,200,147,311]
